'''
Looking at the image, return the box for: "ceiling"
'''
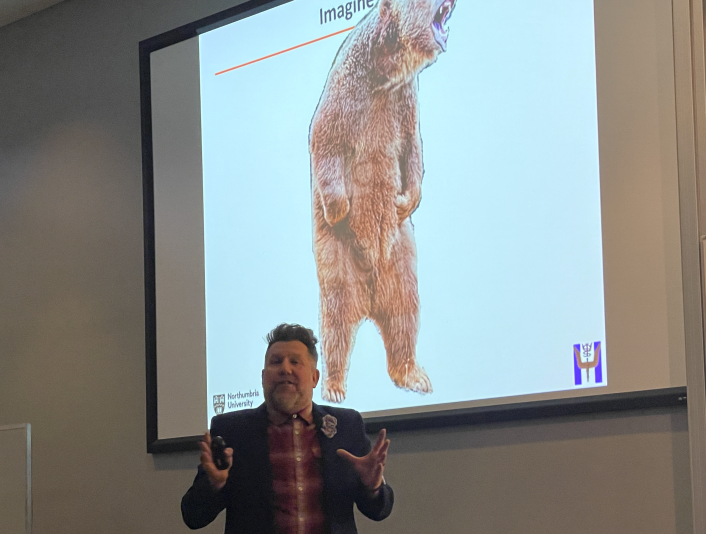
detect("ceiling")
[0,0,64,29]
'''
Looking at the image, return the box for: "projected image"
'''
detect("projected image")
[311,0,456,402]
[199,0,606,420]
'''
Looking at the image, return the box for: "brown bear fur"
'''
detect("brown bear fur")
[310,0,453,402]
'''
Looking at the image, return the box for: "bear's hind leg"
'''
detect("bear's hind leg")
[320,313,360,403]
[371,222,432,394]
[317,243,368,403]
[376,313,432,394]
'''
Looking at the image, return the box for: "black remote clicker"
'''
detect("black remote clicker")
[211,435,228,470]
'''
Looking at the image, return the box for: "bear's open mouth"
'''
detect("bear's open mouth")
[432,0,455,52]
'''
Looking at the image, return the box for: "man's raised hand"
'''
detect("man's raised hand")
[336,429,390,493]
[199,432,233,491]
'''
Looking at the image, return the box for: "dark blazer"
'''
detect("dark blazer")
[181,403,394,534]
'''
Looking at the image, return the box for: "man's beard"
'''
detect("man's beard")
[268,384,307,414]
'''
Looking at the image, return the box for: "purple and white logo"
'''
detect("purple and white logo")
[573,342,603,385]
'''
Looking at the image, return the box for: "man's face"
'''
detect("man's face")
[262,340,320,415]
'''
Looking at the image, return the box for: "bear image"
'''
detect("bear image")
[309,0,455,402]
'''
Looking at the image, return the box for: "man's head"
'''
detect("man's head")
[262,324,320,416]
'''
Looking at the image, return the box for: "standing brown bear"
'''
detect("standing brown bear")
[310,0,455,402]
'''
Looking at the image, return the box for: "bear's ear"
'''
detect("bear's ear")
[374,0,399,53]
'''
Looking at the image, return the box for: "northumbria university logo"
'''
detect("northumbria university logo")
[573,342,603,385]
[213,394,226,414]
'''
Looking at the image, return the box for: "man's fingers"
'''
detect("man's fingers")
[200,451,218,479]
[370,438,390,465]
[196,432,229,491]
[377,439,390,457]
[199,432,218,468]
[372,429,387,452]
[199,433,213,454]
[337,442,388,491]
[203,447,232,473]
[198,441,212,459]
[377,448,388,467]
[200,446,214,466]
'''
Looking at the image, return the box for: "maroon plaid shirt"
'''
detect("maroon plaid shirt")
[268,414,326,534]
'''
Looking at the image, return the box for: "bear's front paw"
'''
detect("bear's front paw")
[324,197,350,226]
[395,193,419,221]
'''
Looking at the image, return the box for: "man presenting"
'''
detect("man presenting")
[181,323,394,533]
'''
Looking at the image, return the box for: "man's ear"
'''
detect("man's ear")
[312,368,321,388]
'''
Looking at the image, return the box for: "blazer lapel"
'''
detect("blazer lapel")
[248,404,275,516]
[313,404,337,461]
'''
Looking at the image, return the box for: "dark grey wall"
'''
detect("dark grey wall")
[0,0,693,533]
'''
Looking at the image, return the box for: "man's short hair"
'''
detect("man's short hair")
[266,323,319,363]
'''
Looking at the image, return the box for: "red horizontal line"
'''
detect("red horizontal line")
[215,26,355,76]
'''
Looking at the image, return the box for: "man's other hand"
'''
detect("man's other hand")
[199,432,233,491]
[336,429,390,494]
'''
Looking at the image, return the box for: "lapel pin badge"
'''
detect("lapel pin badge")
[321,414,338,438]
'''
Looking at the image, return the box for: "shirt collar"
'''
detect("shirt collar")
[267,403,314,426]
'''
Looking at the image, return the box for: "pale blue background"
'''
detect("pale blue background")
[199,0,606,422]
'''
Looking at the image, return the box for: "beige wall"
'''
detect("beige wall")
[0,0,693,532]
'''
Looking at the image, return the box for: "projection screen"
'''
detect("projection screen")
[142,0,687,450]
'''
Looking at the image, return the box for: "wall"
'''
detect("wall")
[0,0,693,532]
